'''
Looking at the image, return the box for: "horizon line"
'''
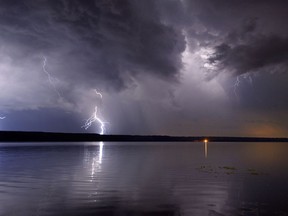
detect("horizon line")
[0,131,287,142]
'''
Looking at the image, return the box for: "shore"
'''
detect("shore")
[0,131,288,142]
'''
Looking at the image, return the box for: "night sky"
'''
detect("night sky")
[0,0,288,136]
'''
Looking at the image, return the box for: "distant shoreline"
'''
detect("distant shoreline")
[0,131,287,142]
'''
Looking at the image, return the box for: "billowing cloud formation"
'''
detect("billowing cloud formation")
[184,0,288,76]
[0,0,288,136]
[208,35,288,76]
[0,0,185,89]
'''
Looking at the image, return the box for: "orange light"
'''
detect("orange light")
[204,139,208,143]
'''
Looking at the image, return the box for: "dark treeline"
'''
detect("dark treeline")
[0,131,288,142]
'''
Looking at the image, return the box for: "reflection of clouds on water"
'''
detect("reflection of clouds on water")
[84,143,232,215]
[0,143,287,215]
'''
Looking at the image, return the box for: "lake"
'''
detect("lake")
[0,142,288,216]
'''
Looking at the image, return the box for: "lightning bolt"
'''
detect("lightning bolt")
[42,56,61,98]
[244,73,253,85]
[233,74,254,100]
[233,76,241,99]
[82,90,106,135]
[94,89,103,99]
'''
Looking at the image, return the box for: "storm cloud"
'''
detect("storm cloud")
[208,35,288,76]
[0,0,288,136]
[0,0,185,89]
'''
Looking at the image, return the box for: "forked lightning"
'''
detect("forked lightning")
[82,90,106,135]
[233,74,253,100]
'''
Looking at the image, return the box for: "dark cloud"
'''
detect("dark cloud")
[208,35,288,75]
[0,0,288,136]
[186,0,288,79]
[0,0,185,90]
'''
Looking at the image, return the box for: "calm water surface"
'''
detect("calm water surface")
[0,142,288,216]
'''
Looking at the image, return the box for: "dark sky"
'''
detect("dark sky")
[0,0,288,136]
